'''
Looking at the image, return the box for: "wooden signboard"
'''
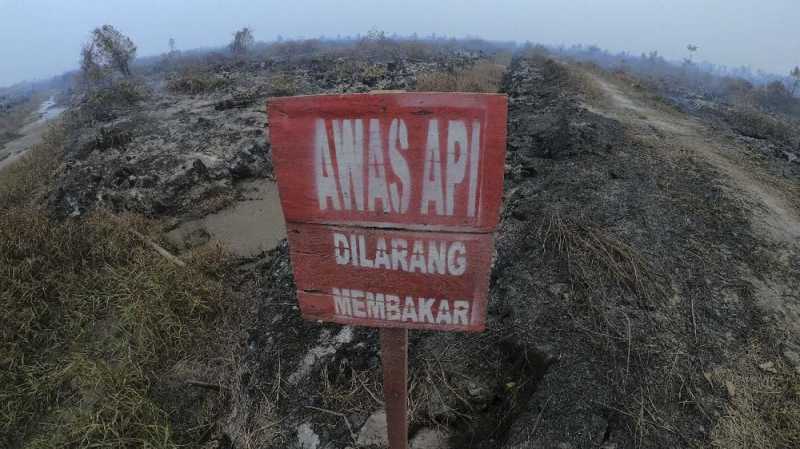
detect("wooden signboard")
[269,92,507,332]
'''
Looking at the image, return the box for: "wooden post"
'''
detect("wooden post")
[380,328,408,449]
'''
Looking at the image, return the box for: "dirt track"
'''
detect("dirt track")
[587,75,800,247]
[586,73,800,341]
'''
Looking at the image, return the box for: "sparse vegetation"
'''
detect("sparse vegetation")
[75,78,149,123]
[81,25,137,80]
[709,342,800,449]
[0,93,41,148]
[415,60,505,92]
[75,25,147,124]
[0,112,234,449]
[725,105,798,144]
[166,68,230,95]
[268,72,297,96]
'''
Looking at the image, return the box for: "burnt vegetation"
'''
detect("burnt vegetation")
[1,25,799,449]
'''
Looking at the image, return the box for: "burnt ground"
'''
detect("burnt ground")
[48,56,464,220]
[34,51,800,449]
[226,56,799,449]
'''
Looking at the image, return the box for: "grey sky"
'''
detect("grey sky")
[1,0,797,87]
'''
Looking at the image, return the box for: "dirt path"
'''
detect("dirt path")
[586,75,800,248]
[584,72,800,341]
[0,96,65,172]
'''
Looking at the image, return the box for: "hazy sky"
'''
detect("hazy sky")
[1,0,798,87]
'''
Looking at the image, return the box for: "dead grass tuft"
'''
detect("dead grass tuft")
[320,364,383,415]
[222,359,282,449]
[415,61,505,93]
[708,341,800,449]
[538,211,665,302]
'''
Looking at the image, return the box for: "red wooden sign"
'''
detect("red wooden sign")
[269,92,507,332]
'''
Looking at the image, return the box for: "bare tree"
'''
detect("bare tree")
[686,44,699,63]
[83,25,137,77]
[230,27,255,56]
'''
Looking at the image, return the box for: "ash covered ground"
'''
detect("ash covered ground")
[12,43,800,449]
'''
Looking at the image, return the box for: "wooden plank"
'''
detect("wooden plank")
[286,222,493,300]
[269,92,507,232]
[287,222,491,331]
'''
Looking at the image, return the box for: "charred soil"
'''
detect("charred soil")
[3,47,799,449]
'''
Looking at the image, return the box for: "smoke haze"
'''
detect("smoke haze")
[1,0,797,86]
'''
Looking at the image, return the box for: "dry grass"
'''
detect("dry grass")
[569,63,608,104]
[268,73,298,97]
[0,124,65,205]
[408,352,479,427]
[0,121,235,448]
[0,94,43,147]
[167,68,230,95]
[537,211,665,302]
[222,359,282,449]
[708,341,800,449]
[415,60,506,93]
[725,106,798,145]
[319,365,383,414]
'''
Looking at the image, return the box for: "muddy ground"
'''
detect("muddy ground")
[37,52,800,448]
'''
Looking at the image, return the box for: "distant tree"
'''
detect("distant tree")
[366,27,386,42]
[86,25,137,77]
[766,80,791,101]
[230,27,255,56]
[790,66,800,96]
[168,37,176,54]
[686,44,699,62]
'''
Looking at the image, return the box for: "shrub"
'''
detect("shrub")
[166,69,229,95]
[75,78,149,123]
[268,73,297,96]
[80,25,137,90]
[415,61,505,93]
[726,106,797,145]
